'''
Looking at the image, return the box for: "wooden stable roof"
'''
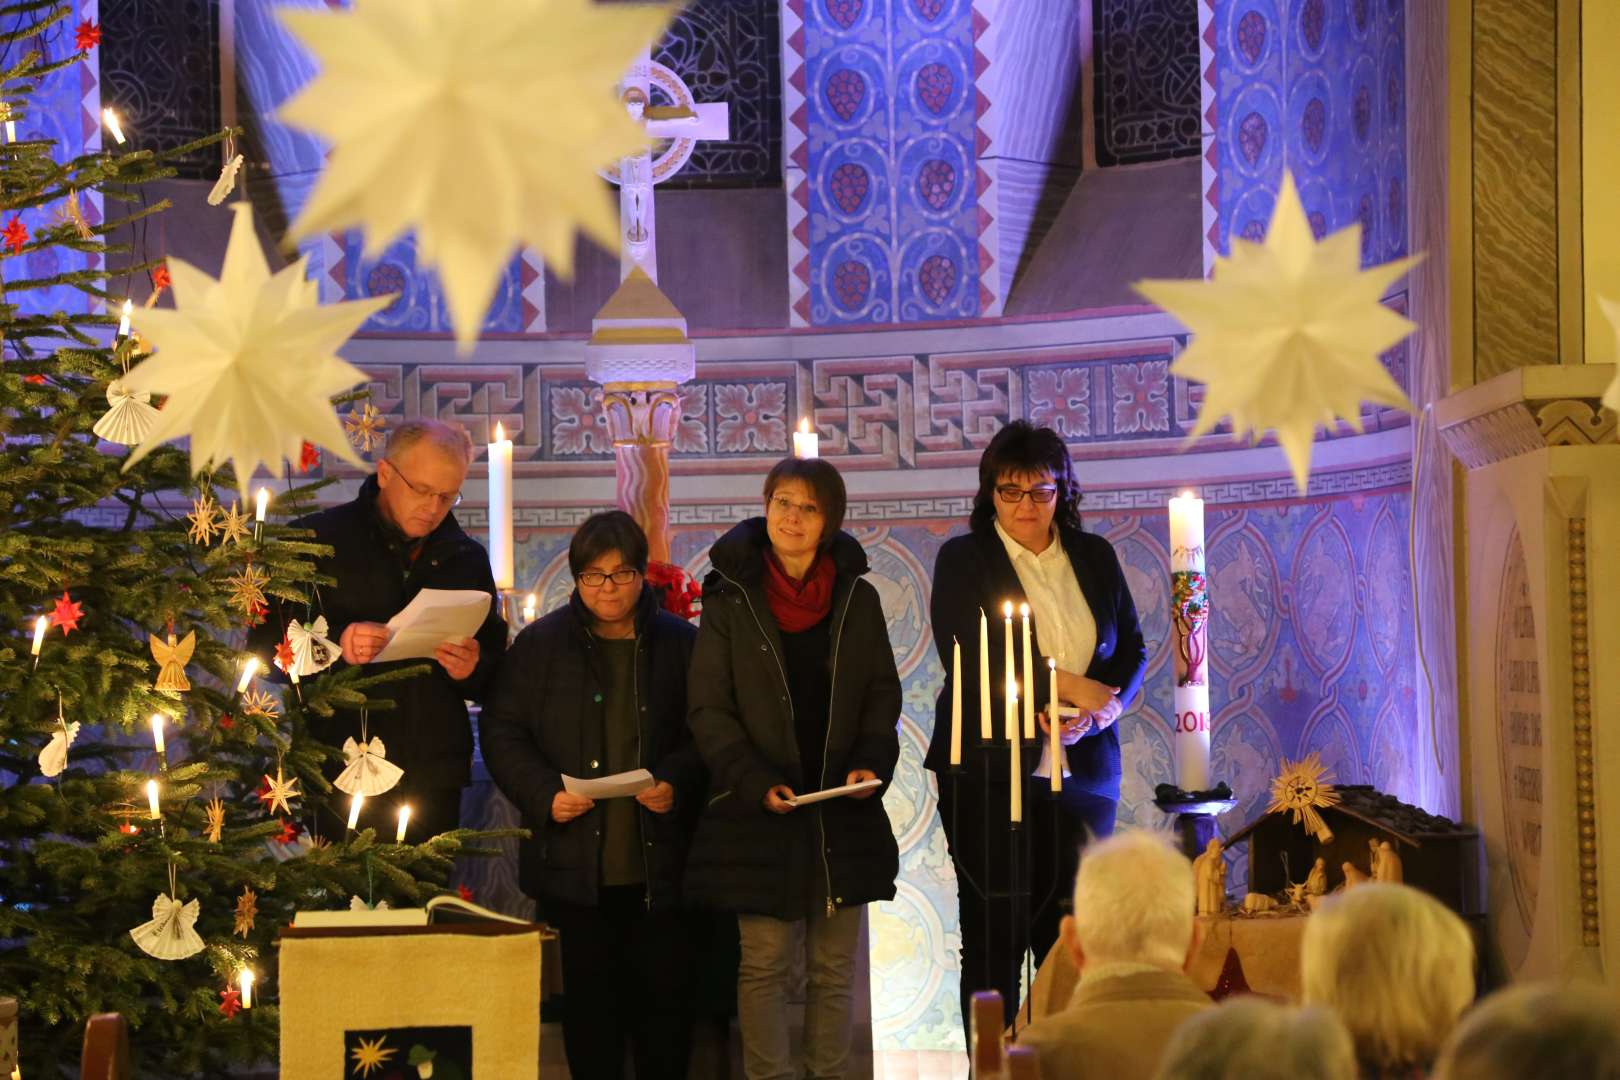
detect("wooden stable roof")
[1224,785,1475,849]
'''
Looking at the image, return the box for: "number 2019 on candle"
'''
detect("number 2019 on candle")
[1175,711,1211,733]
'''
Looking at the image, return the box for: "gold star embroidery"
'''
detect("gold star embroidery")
[204,797,226,842]
[186,493,220,545]
[240,689,280,719]
[216,501,251,546]
[344,402,386,454]
[349,1034,395,1076]
[233,886,257,938]
[225,564,270,618]
[261,766,300,817]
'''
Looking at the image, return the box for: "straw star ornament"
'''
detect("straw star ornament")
[276,0,675,350]
[1136,172,1421,491]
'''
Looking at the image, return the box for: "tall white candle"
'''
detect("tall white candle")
[950,636,963,766]
[487,422,514,590]
[978,608,991,740]
[1049,658,1061,793]
[1002,603,1015,740]
[1169,490,1211,791]
[396,804,411,844]
[238,968,254,1009]
[792,417,819,459]
[1020,603,1035,740]
[150,714,165,756]
[347,790,364,831]
[1009,681,1022,823]
[102,107,125,144]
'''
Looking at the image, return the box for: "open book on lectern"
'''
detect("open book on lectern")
[292,893,528,929]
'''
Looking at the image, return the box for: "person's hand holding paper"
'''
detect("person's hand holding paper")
[364,588,493,664]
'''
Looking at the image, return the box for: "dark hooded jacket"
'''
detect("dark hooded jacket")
[683,518,902,919]
[477,584,701,911]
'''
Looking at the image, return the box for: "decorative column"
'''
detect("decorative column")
[584,267,695,566]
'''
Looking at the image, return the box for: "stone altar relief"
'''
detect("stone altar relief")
[1495,527,1542,941]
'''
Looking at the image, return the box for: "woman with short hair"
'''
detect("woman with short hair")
[479,510,702,1079]
[1301,883,1476,1078]
[1433,983,1620,1080]
[1153,999,1358,1080]
[684,457,902,1080]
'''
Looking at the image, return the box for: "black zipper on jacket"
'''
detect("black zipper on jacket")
[820,583,858,918]
[634,632,651,911]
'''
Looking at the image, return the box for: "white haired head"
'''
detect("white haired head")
[1068,829,1197,970]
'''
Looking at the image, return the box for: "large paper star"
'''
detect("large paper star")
[1136,172,1420,491]
[277,0,673,350]
[119,203,391,494]
[1600,298,1620,415]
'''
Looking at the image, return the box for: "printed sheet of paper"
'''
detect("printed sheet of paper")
[1031,739,1072,781]
[562,768,655,799]
[372,588,491,663]
[786,778,883,807]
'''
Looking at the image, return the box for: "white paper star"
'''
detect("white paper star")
[1135,172,1420,491]
[1599,298,1620,415]
[276,0,673,351]
[119,203,391,494]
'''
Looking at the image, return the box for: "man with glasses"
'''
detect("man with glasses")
[254,418,508,840]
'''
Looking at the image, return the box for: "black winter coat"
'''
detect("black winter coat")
[925,524,1147,799]
[251,475,508,789]
[684,519,902,919]
[478,585,702,911]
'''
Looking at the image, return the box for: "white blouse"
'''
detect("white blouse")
[994,520,1098,676]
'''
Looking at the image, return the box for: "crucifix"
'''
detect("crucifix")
[603,49,730,282]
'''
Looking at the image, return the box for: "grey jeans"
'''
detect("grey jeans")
[736,905,864,1080]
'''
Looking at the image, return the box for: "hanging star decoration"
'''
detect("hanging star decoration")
[147,263,172,307]
[276,0,673,350]
[240,689,280,720]
[1265,753,1342,844]
[225,564,270,619]
[298,440,320,473]
[216,501,251,546]
[117,202,389,496]
[53,188,94,241]
[75,19,101,52]
[344,402,385,454]
[205,797,226,842]
[233,886,258,938]
[186,492,221,545]
[275,818,302,845]
[1135,172,1420,491]
[260,766,301,816]
[218,986,243,1018]
[273,633,295,674]
[3,215,28,253]
[350,1035,396,1077]
[1600,298,1620,415]
[49,591,84,635]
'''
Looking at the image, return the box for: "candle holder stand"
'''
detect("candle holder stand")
[1152,783,1237,861]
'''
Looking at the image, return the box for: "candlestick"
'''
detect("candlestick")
[488,422,514,590]
[116,298,132,339]
[30,614,47,663]
[150,714,165,757]
[236,655,259,695]
[949,636,962,766]
[978,608,991,740]
[396,804,411,844]
[145,779,160,819]
[792,417,819,459]
[238,968,254,1009]
[1020,603,1035,740]
[1169,490,1211,791]
[347,790,364,832]
[1048,658,1061,793]
[1009,680,1022,823]
[1002,602,1014,740]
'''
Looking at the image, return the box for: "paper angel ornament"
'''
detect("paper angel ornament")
[129,893,205,960]
[92,381,159,445]
[276,0,674,350]
[150,630,197,691]
[288,616,340,676]
[39,720,80,778]
[1135,172,1420,491]
[208,152,244,206]
[118,202,389,495]
[349,895,390,912]
[334,736,404,797]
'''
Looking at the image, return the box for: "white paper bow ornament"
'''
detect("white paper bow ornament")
[92,381,159,446]
[288,616,340,677]
[334,736,404,797]
[38,720,80,778]
[129,893,205,960]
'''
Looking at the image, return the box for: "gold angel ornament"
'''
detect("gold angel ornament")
[129,892,205,960]
[149,630,197,691]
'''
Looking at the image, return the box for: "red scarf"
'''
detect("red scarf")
[764,550,836,633]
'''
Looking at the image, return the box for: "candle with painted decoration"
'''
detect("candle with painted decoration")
[1169,490,1210,791]
[1002,603,1015,739]
[396,804,411,844]
[488,423,514,590]
[236,655,259,694]
[1020,603,1035,740]
[238,968,254,1009]
[949,636,962,766]
[792,417,819,459]
[1008,680,1022,823]
[145,779,160,819]
[150,714,165,757]
[347,791,364,832]
[978,608,991,740]
[1048,658,1061,793]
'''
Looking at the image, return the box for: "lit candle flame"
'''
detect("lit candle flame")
[236,655,260,694]
[347,791,364,831]
[1002,601,1013,619]
[31,615,47,656]
[116,298,132,338]
[1019,602,1030,618]
[238,967,254,1009]
[102,107,125,144]
[799,417,810,435]
[396,804,411,844]
[494,421,507,442]
[145,779,160,819]
[150,714,165,756]
[254,486,269,523]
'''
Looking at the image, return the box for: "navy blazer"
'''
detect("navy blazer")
[925,524,1148,799]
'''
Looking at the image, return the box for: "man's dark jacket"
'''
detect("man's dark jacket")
[478,585,701,911]
[683,518,902,919]
[252,474,507,789]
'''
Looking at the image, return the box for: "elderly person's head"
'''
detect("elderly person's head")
[1064,829,1200,973]
[1432,982,1620,1080]
[376,418,474,538]
[762,457,846,574]
[1153,999,1357,1080]
[1301,883,1475,1073]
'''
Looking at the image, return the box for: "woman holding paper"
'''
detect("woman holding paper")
[479,511,703,1080]
[685,457,901,1080]
[925,420,1148,1042]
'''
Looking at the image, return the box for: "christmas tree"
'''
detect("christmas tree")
[0,4,475,1073]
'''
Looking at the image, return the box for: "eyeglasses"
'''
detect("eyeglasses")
[996,484,1058,505]
[577,568,640,587]
[383,459,463,508]
[768,494,822,519]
